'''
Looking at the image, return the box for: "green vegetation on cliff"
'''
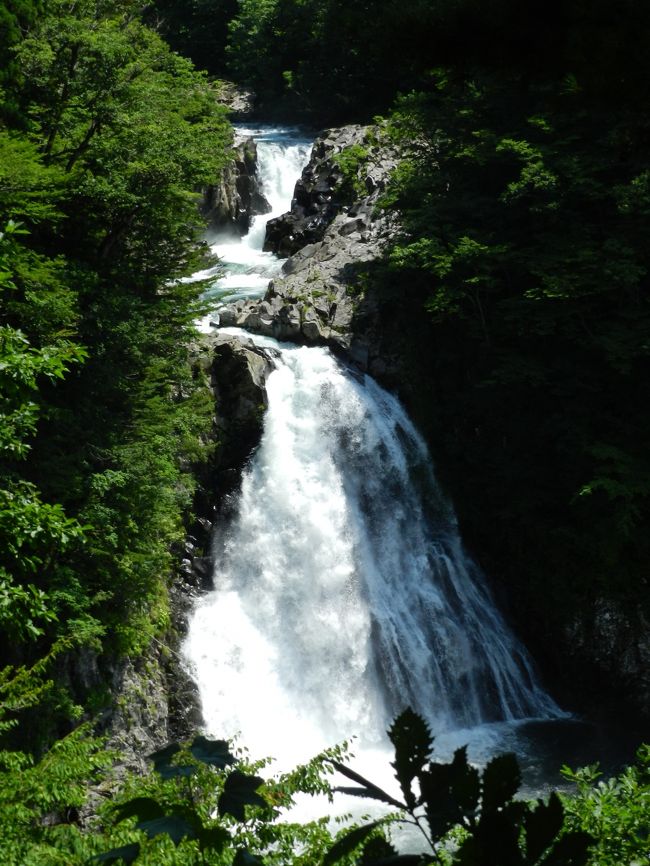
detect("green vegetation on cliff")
[373,67,650,700]
[0,0,231,737]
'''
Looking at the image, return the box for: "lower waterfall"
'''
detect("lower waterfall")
[183,333,563,770]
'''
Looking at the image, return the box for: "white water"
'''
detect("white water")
[195,126,312,333]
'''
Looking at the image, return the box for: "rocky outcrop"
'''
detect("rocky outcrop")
[562,600,650,722]
[216,81,255,117]
[201,136,271,235]
[209,332,277,469]
[217,124,400,371]
[263,125,368,256]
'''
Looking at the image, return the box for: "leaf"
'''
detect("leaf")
[473,805,526,866]
[481,753,521,813]
[419,763,460,839]
[233,848,265,865]
[329,759,405,809]
[324,821,383,865]
[525,793,564,862]
[93,843,140,864]
[218,770,267,821]
[113,796,165,824]
[449,747,480,814]
[159,763,197,779]
[138,815,196,845]
[539,831,594,866]
[198,826,231,852]
[147,741,196,779]
[189,735,236,768]
[148,742,181,770]
[388,708,433,810]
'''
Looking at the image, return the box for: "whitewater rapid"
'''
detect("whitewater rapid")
[194,126,312,332]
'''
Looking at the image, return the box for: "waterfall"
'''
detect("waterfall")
[184,335,563,767]
[185,124,564,774]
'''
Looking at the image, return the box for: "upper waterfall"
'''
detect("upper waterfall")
[194,126,312,333]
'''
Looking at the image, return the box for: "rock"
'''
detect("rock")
[201,136,271,236]
[210,334,276,470]
[216,81,255,116]
[263,126,373,256]
[564,599,650,721]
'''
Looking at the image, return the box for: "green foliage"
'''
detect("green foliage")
[88,734,349,865]
[375,65,650,661]
[333,144,370,202]
[561,747,650,866]
[0,706,645,865]
[0,0,231,744]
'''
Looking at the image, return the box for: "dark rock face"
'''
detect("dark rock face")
[263,125,366,256]
[210,333,276,470]
[562,601,650,721]
[201,136,271,235]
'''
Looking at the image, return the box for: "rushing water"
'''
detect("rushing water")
[184,333,565,768]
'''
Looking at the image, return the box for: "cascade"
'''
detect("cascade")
[185,126,564,775]
[193,126,312,332]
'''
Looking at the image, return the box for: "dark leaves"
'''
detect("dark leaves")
[189,735,236,768]
[481,753,521,814]
[137,815,195,845]
[147,742,195,779]
[93,843,140,864]
[419,746,481,840]
[539,831,593,866]
[329,759,405,809]
[218,770,267,821]
[323,821,383,865]
[524,792,564,862]
[388,708,433,810]
[113,797,165,824]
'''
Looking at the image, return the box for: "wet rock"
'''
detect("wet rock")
[201,136,271,235]
[210,334,276,469]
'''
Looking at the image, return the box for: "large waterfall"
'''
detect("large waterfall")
[184,335,562,767]
[185,127,563,775]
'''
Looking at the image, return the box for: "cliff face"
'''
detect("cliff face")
[201,135,271,236]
